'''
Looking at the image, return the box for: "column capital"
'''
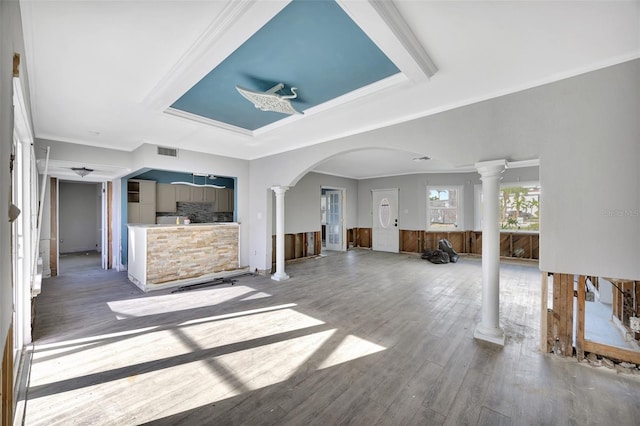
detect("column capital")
[475,159,508,178]
[271,185,290,195]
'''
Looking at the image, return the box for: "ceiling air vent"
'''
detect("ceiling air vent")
[157,146,178,157]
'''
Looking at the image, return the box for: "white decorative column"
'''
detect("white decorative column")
[271,186,290,281]
[474,159,508,345]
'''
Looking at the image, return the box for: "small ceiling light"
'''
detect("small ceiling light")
[236,83,301,115]
[71,167,94,177]
[412,156,431,162]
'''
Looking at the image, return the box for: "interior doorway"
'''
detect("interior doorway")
[320,187,346,252]
[56,181,104,275]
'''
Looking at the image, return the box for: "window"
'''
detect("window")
[500,184,540,231]
[427,186,462,230]
[475,182,540,231]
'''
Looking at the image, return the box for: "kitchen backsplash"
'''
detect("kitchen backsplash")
[157,202,233,223]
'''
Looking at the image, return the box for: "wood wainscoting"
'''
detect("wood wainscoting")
[272,231,322,265]
[1,323,13,426]
[542,272,640,365]
[398,230,539,261]
[271,229,539,265]
[352,228,371,249]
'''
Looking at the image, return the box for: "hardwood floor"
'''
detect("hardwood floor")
[20,250,640,425]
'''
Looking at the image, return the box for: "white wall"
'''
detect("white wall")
[249,59,639,279]
[539,60,639,279]
[36,138,133,172]
[278,172,358,234]
[1,0,29,348]
[59,181,100,253]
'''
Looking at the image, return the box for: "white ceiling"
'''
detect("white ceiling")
[21,1,640,179]
[313,149,474,180]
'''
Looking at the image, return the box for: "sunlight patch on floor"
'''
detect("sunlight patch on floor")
[26,359,239,425]
[178,308,324,349]
[28,307,323,389]
[178,303,298,326]
[29,328,193,387]
[26,303,387,424]
[107,285,268,319]
[215,329,337,390]
[318,334,386,369]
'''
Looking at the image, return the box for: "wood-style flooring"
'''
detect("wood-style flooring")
[20,250,640,425]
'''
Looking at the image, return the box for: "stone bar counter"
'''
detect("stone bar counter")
[127,223,241,292]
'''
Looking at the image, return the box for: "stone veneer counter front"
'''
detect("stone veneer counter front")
[127,223,241,291]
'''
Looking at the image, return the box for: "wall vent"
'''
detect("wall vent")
[157,146,178,157]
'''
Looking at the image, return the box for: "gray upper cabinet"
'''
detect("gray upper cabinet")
[175,185,191,202]
[190,186,204,202]
[229,189,234,213]
[158,184,232,213]
[127,179,156,223]
[156,183,176,212]
[214,188,234,212]
[205,187,216,202]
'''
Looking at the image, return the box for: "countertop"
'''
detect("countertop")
[127,222,238,228]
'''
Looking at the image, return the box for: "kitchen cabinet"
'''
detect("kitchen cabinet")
[190,186,204,202]
[127,179,156,223]
[215,188,228,212]
[215,188,234,212]
[228,189,235,212]
[205,187,216,202]
[175,185,191,202]
[156,183,176,212]
[168,184,229,208]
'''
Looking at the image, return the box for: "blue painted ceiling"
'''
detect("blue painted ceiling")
[170,0,400,131]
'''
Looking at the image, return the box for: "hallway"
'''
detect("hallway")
[19,250,640,425]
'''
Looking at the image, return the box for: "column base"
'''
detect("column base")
[271,271,290,281]
[474,324,505,346]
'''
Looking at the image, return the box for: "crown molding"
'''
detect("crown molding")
[141,0,289,111]
[507,159,540,169]
[145,0,433,137]
[165,108,254,137]
[369,0,438,78]
[337,0,438,82]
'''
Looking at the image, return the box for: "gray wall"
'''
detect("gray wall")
[278,172,358,234]
[280,167,540,237]
[356,166,539,231]
[357,172,478,230]
[59,181,101,253]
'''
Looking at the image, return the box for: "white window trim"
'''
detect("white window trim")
[474,180,540,233]
[426,185,463,231]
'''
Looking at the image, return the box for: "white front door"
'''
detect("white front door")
[325,190,343,251]
[372,189,399,253]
